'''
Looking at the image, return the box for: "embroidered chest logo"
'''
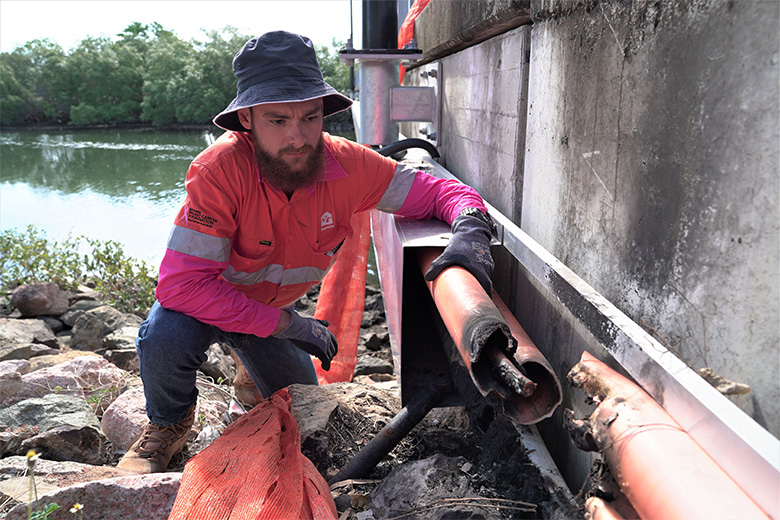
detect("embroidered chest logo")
[320,211,334,231]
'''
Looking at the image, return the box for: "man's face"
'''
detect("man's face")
[238,99,327,194]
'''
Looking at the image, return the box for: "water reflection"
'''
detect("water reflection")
[1,129,215,198]
[1,128,219,266]
[1,127,378,283]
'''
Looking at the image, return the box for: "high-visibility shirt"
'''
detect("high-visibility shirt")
[156,131,486,337]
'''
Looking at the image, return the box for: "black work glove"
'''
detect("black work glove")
[275,309,339,371]
[424,212,494,295]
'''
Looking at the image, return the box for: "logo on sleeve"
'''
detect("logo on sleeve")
[320,211,334,231]
[181,206,217,228]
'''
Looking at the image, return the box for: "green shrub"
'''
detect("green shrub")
[0,225,83,290]
[0,225,157,316]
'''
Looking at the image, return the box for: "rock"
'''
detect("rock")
[0,318,58,357]
[367,454,495,520]
[361,331,385,351]
[364,287,384,312]
[101,326,138,351]
[65,285,102,305]
[30,343,60,357]
[28,350,102,372]
[2,355,128,413]
[0,342,56,362]
[0,454,122,484]
[361,309,384,328]
[103,348,140,373]
[288,382,401,478]
[353,355,394,377]
[59,299,105,327]
[0,371,23,402]
[0,359,31,375]
[101,386,147,452]
[0,393,107,464]
[4,473,181,520]
[10,282,69,317]
[70,306,142,351]
[200,343,235,382]
[20,424,107,466]
[40,316,65,334]
[0,456,122,505]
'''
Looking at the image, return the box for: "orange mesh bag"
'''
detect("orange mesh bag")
[313,211,372,384]
[169,388,337,520]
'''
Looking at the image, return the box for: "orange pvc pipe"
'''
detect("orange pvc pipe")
[417,247,561,424]
[568,351,770,520]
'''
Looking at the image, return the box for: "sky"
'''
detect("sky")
[0,0,361,53]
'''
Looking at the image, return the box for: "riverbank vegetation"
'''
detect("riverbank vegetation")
[0,23,350,128]
[0,226,157,316]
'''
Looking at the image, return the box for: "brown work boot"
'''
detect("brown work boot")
[116,403,196,474]
[231,351,263,408]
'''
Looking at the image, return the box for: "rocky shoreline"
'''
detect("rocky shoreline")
[1,281,581,519]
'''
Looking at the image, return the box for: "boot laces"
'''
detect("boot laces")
[135,420,190,459]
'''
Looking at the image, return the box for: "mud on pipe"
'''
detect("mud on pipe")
[566,351,771,520]
[417,247,561,425]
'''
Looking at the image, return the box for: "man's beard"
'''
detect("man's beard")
[252,135,327,194]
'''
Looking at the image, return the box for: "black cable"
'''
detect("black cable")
[376,138,440,158]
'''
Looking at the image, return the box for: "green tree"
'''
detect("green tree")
[141,32,194,126]
[0,26,349,128]
[0,39,67,124]
[172,27,248,124]
[65,36,143,125]
[317,39,351,94]
[0,59,35,125]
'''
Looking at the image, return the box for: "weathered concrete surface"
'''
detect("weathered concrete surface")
[522,0,779,438]
[407,0,779,494]
[416,0,531,61]
[403,25,531,223]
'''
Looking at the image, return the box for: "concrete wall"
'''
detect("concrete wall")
[523,0,779,433]
[403,0,779,488]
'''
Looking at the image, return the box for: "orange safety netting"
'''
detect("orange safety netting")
[312,211,372,384]
[398,0,432,83]
[168,388,337,520]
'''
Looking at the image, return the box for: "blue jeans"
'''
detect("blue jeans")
[136,301,318,426]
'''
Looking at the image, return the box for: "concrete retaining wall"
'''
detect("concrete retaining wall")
[402,0,779,490]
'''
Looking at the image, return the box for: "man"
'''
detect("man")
[117,31,495,474]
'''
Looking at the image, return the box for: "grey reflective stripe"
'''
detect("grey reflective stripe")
[223,264,283,285]
[168,226,232,262]
[222,264,328,286]
[376,163,417,213]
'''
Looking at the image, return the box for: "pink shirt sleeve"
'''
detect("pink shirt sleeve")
[155,248,282,337]
[396,171,487,225]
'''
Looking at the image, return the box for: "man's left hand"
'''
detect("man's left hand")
[424,211,494,294]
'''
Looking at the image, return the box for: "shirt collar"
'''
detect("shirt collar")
[304,142,348,195]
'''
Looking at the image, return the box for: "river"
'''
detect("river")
[1,128,215,270]
[0,127,377,282]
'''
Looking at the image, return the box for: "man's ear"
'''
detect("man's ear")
[237,108,252,130]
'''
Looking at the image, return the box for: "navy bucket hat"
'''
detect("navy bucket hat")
[213,31,353,132]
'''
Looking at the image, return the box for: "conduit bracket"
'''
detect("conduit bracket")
[339,48,438,147]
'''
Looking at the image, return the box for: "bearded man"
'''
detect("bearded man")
[118,31,495,474]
